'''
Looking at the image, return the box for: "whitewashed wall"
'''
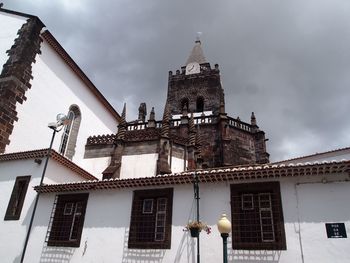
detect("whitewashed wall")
[0,158,91,263]
[6,38,118,176]
[120,154,158,178]
[22,173,350,263]
[0,13,26,68]
[171,156,185,173]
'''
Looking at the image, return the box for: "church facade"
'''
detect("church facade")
[1,6,350,263]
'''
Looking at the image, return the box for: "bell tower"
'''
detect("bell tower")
[166,38,225,115]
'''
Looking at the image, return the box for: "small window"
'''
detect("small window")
[142,199,154,214]
[4,176,31,220]
[241,194,254,210]
[59,105,81,160]
[47,193,88,247]
[59,110,75,155]
[231,182,286,250]
[180,98,189,113]
[196,97,204,112]
[128,188,173,249]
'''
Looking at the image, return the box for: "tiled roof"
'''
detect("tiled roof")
[272,147,350,164]
[0,149,97,181]
[35,160,350,193]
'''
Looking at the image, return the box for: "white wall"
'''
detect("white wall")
[80,156,111,180]
[0,12,26,68]
[20,173,350,263]
[6,38,118,176]
[120,154,158,178]
[0,158,88,263]
[171,156,185,173]
[297,181,350,263]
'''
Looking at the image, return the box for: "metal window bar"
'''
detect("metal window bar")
[241,194,254,210]
[154,198,167,241]
[45,195,59,243]
[142,199,154,214]
[258,193,275,242]
[69,202,82,241]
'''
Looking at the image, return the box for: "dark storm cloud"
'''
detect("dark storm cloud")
[3,0,350,161]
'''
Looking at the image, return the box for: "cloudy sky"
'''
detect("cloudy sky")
[3,0,350,161]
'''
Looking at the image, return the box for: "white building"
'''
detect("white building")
[1,6,350,263]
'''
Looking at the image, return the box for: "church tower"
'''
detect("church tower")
[165,38,269,168]
[166,38,224,115]
[85,38,270,179]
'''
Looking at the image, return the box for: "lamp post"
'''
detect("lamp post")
[20,114,68,263]
[217,213,232,263]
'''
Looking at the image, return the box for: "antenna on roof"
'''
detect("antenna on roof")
[196,32,202,43]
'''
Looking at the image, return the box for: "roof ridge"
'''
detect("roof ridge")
[35,160,350,193]
[0,148,97,180]
[272,146,350,164]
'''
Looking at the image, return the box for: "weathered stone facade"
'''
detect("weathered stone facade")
[0,17,44,153]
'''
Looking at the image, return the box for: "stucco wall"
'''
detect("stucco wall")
[0,12,26,68]
[120,154,158,178]
[6,38,118,176]
[0,158,89,263]
[20,173,350,262]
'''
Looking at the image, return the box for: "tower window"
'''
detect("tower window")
[59,105,81,160]
[181,98,189,113]
[196,97,204,112]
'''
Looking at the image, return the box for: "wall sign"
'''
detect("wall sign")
[325,223,347,238]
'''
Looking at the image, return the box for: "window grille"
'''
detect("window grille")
[231,182,286,250]
[47,193,88,247]
[128,188,173,249]
[4,176,31,220]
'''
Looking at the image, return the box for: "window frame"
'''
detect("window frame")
[230,182,286,250]
[47,193,89,247]
[4,176,31,220]
[58,105,81,160]
[128,188,173,249]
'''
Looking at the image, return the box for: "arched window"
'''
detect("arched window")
[59,105,81,160]
[180,98,189,113]
[196,97,204,112]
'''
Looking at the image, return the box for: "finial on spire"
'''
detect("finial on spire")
[161,104,170,138]
[149,107,155,121]
[251,112,257,127]
[116,103,127,140]
[196,32,202,43]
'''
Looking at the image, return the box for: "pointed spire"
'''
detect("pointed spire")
[161,104,170,138]
[116,103,127,140]
[186,37,207,65]
[251,112,257,126]
[149,107,155,121]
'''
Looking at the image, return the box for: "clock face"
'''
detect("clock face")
[186,62,200,75]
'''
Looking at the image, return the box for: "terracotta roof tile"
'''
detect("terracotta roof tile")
[35,160,350,193]
[0,149,97,181]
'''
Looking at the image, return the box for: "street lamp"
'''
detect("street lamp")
[217,213,232,263]
[20,114,68,263]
